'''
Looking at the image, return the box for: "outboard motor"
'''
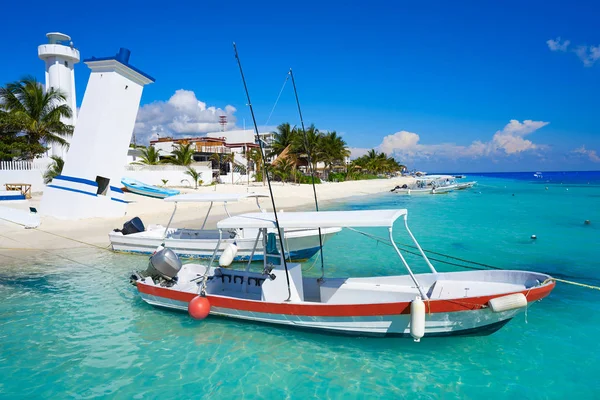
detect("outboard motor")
[116,217,145,235]
[145,247,182,281]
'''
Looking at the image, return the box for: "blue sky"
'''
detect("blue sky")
[2,0,599,172]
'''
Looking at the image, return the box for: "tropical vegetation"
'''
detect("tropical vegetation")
[43,155,64,184]
[168,143,194,166]
[184,167,202,189]
[265,123,404,184]
[0,76,74,160]
[134,146,164,165]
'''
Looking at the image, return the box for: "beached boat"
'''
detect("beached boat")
[110,193,340,261]
[121,177,180,199]
[131,209,555,339]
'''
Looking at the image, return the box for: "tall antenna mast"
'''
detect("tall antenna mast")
[289,68,325,281]
[233,43,292,301]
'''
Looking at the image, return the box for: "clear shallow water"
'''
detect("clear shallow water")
[1,173,600,399]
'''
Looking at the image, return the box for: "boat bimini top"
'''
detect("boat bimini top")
[216,209,407,229]
[162,193,270,235]
[216,209,437,299]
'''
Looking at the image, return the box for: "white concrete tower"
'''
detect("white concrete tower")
[41,48,154,220]
[38,32,80,158]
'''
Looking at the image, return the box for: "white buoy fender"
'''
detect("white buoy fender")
[219,243,238,267]
[488,293,527,313]
[410,296,425,342]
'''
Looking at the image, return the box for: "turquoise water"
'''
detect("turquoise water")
[1,174,600,399]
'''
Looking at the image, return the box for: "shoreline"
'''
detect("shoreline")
[0,177,413,253]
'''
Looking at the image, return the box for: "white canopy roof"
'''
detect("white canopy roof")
[164,193,269,203]
[217,209,407,229]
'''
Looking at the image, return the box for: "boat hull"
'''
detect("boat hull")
[111,227,340,261]
[135,277,554,337]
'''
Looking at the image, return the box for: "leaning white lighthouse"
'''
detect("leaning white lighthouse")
[38,32,80,158]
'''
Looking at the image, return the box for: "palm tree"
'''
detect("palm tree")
[269,123,297,158]
[320,131,350,179]
[351,149,404,175]
[184,167,201,189]
[170,143,194,166]
[223,153,236,185]
[293,124,323,174]
[247,148,265,185]
[273,157,294,184]
[0,76,73,158]
[43,155,64,184]
[134,146,163,165]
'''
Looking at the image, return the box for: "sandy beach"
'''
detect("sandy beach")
[0,177,413,253]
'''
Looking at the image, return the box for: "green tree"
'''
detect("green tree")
[269,123,297,158]
[134,146,164,165]
[184,167,201,189]
[169,143,194,166]
[320,131,350,179]
[43,155,64,184]
[223,153,236,185]
[272,157,294,184]
[0,76,73,159]
[247,148,265,185]
[293,124,323,173]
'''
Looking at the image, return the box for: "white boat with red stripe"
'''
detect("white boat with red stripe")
[131,209,555,340]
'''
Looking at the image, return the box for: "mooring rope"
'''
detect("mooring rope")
[346,227,600,291]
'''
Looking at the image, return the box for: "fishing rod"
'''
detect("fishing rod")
[233,43,292,301]
[288,68,326,281]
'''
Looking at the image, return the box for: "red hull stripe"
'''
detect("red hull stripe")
[137,281,555,317]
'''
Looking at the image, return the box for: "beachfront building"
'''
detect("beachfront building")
[147,129,273,184]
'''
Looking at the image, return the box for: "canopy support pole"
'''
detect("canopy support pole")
[389,227,429,300]
[403,215,437,274]
[255,196,263,212]
[246,229,262,272]
[208,230,222,269]
[200,202,213,230]
[163,203,178,241]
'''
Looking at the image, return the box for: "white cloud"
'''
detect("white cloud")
[572,146,600,162]
[547,37,570,52]
[349,147,371,159]
[491,119,548,154]
[134,90,238,144]
[352,119,549,161]
[547,37,600,67]
[574,45,600,67]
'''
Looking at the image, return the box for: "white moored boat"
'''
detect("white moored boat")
[131,209,555,339]
[110,193,340,261]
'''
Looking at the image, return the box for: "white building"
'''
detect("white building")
[41,48,154,219]
[38,32,80,158]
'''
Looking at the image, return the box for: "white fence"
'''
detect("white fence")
[0,159,51,171]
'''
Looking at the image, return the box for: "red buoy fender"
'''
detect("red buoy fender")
[188,296,211,320]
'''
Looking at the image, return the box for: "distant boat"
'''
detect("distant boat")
[533,172,543,179]
[121,178,180,199]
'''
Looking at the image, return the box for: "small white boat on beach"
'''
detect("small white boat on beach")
[131,209,555,339]
[110,193,340,261]
[121,177,180,199]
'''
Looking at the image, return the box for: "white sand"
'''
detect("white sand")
[0,177,413,253]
